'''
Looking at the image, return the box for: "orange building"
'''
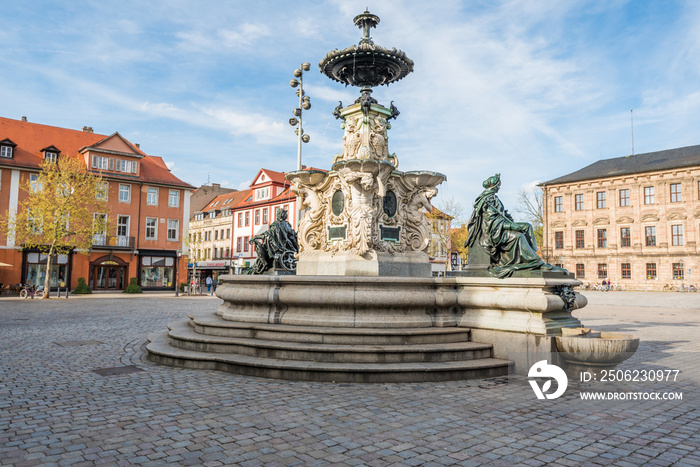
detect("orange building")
[0,116,193,292]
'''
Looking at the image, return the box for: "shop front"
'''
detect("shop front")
[89,255,128,290]
[139,249,178,290]
[188,260,232,292]
[22,250,72,289]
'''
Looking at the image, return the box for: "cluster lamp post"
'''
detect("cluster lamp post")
[289,63,312,171]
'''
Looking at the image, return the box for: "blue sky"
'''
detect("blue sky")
[2,1,699,221]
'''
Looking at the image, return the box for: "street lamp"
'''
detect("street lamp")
[289,63,312,171]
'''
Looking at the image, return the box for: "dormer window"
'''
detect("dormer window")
[41,145,60,163]
[0,139,16,158]
[116,159,137,173]
[255,187,270,200]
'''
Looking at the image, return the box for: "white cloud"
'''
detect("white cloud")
[199,106,286,141]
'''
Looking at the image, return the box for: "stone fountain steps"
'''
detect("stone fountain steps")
[190,314,473,345]
[146,313,511,383]
[166,321,493,364]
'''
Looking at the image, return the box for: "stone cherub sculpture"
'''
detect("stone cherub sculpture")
[465,174,568,278]
[243,208,299,274]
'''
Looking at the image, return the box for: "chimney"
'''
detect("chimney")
[82,126,93,133]
[135,143,140,148]
[21,116,27,122]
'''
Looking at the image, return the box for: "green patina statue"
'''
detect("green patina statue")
[465,174,568,278]
[243,208,299,275]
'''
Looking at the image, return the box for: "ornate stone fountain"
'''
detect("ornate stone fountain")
[146,11,627,383]
[289,10,444,276]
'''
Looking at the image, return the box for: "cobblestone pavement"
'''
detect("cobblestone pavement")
[1,292,698,466]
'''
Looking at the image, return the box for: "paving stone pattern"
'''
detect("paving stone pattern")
[1,292,699,466]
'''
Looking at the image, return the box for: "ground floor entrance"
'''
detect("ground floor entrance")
[89,256,128,290]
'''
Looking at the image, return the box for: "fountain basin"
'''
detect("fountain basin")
[555,329,639,367]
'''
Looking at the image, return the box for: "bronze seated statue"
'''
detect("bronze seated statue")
[465,174,568,278]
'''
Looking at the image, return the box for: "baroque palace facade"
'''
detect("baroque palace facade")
[540,145,700,290]
[0,116,193,292]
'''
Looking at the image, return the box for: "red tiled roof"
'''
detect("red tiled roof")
[201,189,252,212]
[0,116,192,189]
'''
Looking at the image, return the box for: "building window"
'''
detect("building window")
[673,263,684,280]
[255,209,260,225]
[596,191,606,209]
[644,186,655,204]
[0,146,13,158]
[225,248,230,258]
[621,263,631,279]
[263,208,269,224]
[554,196,563,212]
[167,219,179,241]
[29,174,41,193]
[226,228,230,239]
[575,264,585,278]
[597,263,607,279]
[24,253,68,288]
[620,227,631,247]
[619,189,630,207]
[145,217,158,240]
[255,187,270,200]
[214,230,218,240]
[237,237,242,252]
[575,230,585,248]
[117,215,130,237]
[646,263,656,280]
[140,256,174,288]
[245,211,250,226]
[96,181,109,201]
[645,226,656,246]
[119,184,131,203]
[244,236,249,252]
[237,213,242,227]
[670,183,682,203]
[117,159,136,173]
[44,151,57,163]
[554,231,564,249]
[168,190,180,207]
[575,194,584,211]
[93,155,109,170]
[597,229,607,248]
[93,213,107,236]
[147,187,158,205]
[671,225,683,246]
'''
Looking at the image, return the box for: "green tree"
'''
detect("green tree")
[2,157,109,298]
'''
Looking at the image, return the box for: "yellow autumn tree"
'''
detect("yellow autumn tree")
[2,157,109,298]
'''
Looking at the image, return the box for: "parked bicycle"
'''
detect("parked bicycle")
[20,284,44,299]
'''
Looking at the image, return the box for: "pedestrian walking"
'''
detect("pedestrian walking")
[205,275,212,293]
[212,277,218,295]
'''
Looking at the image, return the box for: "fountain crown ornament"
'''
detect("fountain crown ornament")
[319,10,414,94]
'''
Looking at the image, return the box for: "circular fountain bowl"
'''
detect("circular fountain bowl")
[555,331,639,366]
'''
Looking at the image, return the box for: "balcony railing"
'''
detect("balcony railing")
[92,235,135,249]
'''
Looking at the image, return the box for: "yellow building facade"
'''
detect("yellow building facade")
[541,145,700,291]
